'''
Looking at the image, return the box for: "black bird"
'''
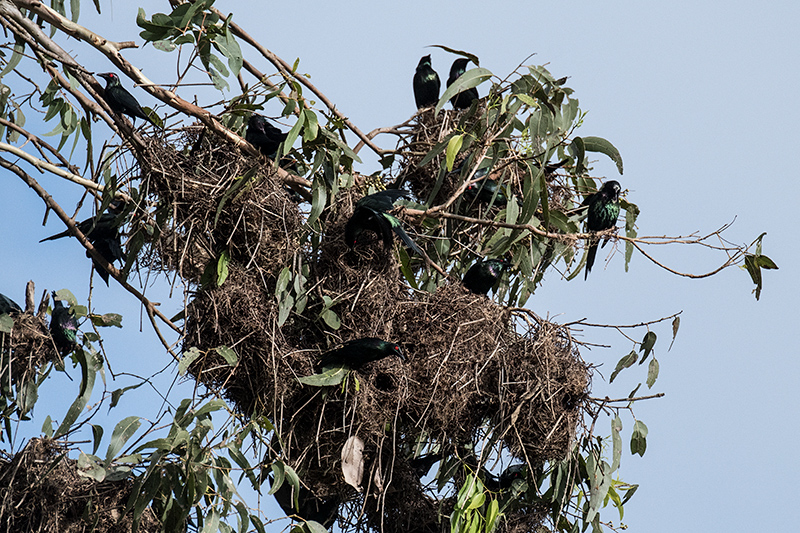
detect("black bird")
[272,477,339,528]
[50,292,78,356]
[413,55,441,109]
[40,201,127,286]
[409,453,441,478]
[583,180,621,279]
[462,258,508,295]
[319,338,405,370]
[345,190,422,255]
[446,58,479,110]
[245,114,288,159]
[0,293,22,315]
[97,73,158,127]
[483,464,526,492]
[464,176,508,207]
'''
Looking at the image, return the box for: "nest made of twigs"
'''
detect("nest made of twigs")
[1,311,59,388]
[0,438,162,533]
[137,131,302,283]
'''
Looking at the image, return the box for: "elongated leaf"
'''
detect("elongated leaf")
[446,134,464,172]
[609,350,637,383]
[646,358,659,389]
[485,499,499,533]
[216,249,230,286]
[179,346,202,376]
[639,331,656,363]
[436,67,492,113]
[570,136,586,176]
[89,312,123,328]
[0,39,24,80]
[105,416,141,466]
[269,461,285,495]
[307,177,327,227]
[669,316,680,351]
[610,416,622,473]
[298,365,349,387]
[429,45,480,66]
[77,452,106,481]
[55,349,99,438]
[215,345,238,366]
[282,111,305,158]
[630,420,648,456]
[583,136,623,174]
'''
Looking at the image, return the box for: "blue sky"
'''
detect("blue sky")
[1,1,797,532]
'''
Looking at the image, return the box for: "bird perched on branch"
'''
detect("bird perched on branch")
[345,189,422,255]
[40,201,127,286]
[319,338,405,370]
[462,258,509,295]
[0,293,22,315]
[97,73,158,127]
[464,175,508,207]
[583,180,621,279]
[413,55,441,109]
[447,58,479,109]
[245,114,288,159]
[50,292,78,356]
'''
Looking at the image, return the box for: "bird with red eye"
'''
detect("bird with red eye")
[97,72,159,128]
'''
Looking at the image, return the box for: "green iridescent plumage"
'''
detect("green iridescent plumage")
[583,180,621,279]
[49,292,78,356]
[462,258,508,295]
[344,190,421,255]
[413,55,441,109]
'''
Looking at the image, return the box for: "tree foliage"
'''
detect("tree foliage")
[0,1,776,533]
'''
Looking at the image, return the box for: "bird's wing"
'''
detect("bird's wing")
[383,213,422,255]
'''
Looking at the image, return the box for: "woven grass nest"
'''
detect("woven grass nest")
[0,438,163,532]
[137,117,590,532]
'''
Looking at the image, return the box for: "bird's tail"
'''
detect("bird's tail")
[384,213,422,256]
[584,240,599,280]
[39,230,70,243]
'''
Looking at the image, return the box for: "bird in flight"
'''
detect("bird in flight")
[413,55,441,109]
[97,72,159,127]
[583,180,621,279]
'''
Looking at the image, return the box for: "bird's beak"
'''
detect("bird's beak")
[397,350,406,362]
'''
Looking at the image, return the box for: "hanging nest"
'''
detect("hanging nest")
[1,310,59,388]
[137,130,302,283]
[0,438,163,533]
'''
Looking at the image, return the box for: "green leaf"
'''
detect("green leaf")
[217,249,230,287]
[282,111,305,158]
[179,346,202,376]
[582,136,623,175]
[307,177,327,227]
[268,461,285,495]
[153,40,177,52]
[89,313,122,328]
[0,314,13,334]
[105,416,141,466]
[0,39,24,80]
[609,350,637,383]
[466,491,486,510]
[303,521,328,533]
[320,308,341,330]
[90,424,104,455]
[610,416,622,473]
[42,416,54,438]
[639,331,656,362]
[418,138,449,168]
[757,255,778,270]
[446,134,464,172]
[484,499,499,533]
[215,345,238,366]
[55,349,99,438]
[646,358,659,389]
[297,365,349,387]
[77,452,106,481]
[436,67,493,113]
[630,420,648,457]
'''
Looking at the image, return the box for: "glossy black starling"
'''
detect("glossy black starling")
[345,190,422,255]
[483,464,526,491]
[272,477,339,528]
[0,293,22,315]
[447,58,479,110]
[50,292,78,356]
[462,258,508,295]
[319,338,405,370]
[40,201,126,286]
[97,73,158,127]
[245,114,288,159]
[464,176,508,207]
[409,453,441,478]
[413,55,441,109]
[583,180,621,279]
